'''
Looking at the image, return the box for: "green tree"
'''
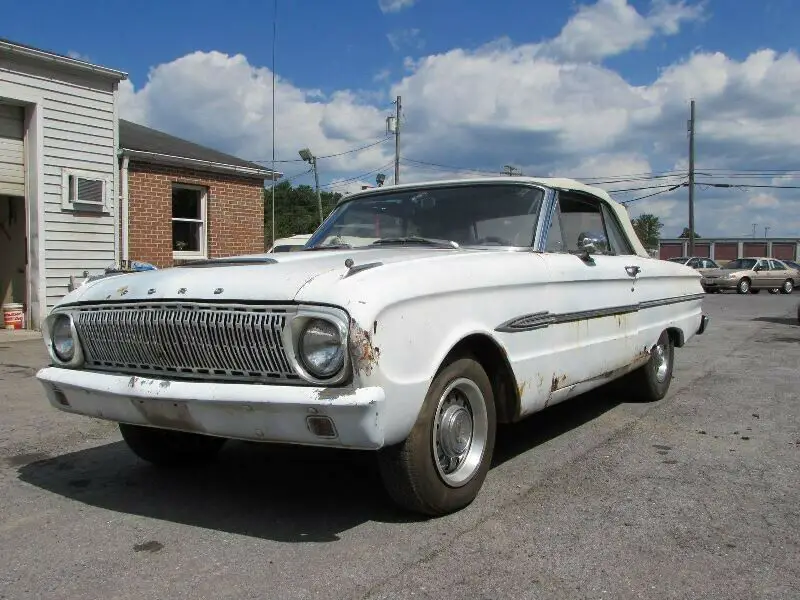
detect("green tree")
[678,227,701,239]
[631,213,664,249]
[263,182,343,248]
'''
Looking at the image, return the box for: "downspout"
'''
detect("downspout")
[121,153,130,263]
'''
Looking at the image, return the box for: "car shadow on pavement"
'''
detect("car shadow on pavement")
[492,384,621,467]
[751,316,799,326]
[16,383,622,542]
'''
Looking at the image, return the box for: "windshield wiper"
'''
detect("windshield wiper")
[371,236,460,249]
[304,243,352,251]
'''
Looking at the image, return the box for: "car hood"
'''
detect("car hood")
[58,247,468,306]
[703,268,746,278]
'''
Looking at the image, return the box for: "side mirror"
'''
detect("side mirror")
[578,231,608,259]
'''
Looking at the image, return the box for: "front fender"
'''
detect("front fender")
[347,295,512,446]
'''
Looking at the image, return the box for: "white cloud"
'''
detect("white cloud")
[748,193,780,208]
[544,0,705,62]
[119,0,800,237]
[378,0,416,14]
[387,28,424,52]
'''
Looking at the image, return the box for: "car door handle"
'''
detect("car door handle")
[625,265,640,277]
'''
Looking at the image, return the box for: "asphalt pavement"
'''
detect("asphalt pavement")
[1,292,798,599]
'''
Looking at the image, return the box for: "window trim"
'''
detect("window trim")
[172,182,208,260]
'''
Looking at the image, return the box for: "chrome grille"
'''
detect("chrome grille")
[73,302,299,383]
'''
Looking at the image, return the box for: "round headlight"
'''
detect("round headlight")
[51,314,75,362]
[299,318,345,379]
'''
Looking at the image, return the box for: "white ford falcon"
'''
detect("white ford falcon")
[36,176,709,516]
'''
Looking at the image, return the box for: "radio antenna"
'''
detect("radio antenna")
[270,0,277,248]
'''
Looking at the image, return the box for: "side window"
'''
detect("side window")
[756,259,769,270]
[556,194,606,253]
[770,260,785,270]
[544,199,566,252]
[544,193,635,256]
[600,203,635,255]
[687,258,700,268]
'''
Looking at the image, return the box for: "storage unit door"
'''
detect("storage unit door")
[743,242,768,257]
[771,243,797,261]
[714,243,738,261]
[0,103,25,196]
[694,243,710,257]
[659,243,684,259]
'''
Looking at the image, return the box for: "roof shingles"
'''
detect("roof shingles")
[119,119,277,178]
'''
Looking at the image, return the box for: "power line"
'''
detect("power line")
[321,161,395,190]
[604,183,686,193]
[619,183,687,205]
[695,181,800,189]
[252,136,392,164]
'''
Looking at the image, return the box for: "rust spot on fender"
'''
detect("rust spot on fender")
[349,320,381,376]
[517,380,526,398]
[551,374,566,392]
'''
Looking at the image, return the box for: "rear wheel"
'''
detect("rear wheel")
[737,278,751,294]
[780,279,794,294]
[119,423,226,467]
[378,356,496,516]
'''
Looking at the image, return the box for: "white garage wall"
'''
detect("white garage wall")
[0,55,123,314]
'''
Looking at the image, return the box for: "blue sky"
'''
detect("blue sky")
[4,0,800,237]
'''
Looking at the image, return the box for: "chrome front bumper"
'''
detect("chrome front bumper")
[36,367,387,450]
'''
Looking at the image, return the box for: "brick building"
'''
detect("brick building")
[118,119,280,268]
[659,237,800,263]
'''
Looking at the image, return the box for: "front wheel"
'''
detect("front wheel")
[780,279,794,294]
[378,356,497,516]
[119,423,226,467]
[617,330,675,402]
[737,278,751,294]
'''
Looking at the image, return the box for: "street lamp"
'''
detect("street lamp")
[299,147,323,224]
[376,173,386,187]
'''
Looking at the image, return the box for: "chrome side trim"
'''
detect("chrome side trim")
[495,293,704,333]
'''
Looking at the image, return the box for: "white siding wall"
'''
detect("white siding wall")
[0,57,119,311]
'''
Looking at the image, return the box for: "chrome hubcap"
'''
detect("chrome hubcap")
[741,281,749,292]
[432,378,488,487]
[653,342,669,383]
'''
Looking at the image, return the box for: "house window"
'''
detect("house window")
[172,184,207,258]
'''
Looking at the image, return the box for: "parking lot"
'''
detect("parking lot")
[1,292,798,600]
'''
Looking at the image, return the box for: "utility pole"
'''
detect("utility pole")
[752,223,757,238]
[687,99,696,256]
[394,95,401,185]
[765,226,771,238]
[312,156,322,224]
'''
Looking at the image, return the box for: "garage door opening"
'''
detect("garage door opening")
[1,102,27,330]
[0,195,26,327]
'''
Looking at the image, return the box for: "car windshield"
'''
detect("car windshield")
[724,258,757,269]
[305,183,545,250]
